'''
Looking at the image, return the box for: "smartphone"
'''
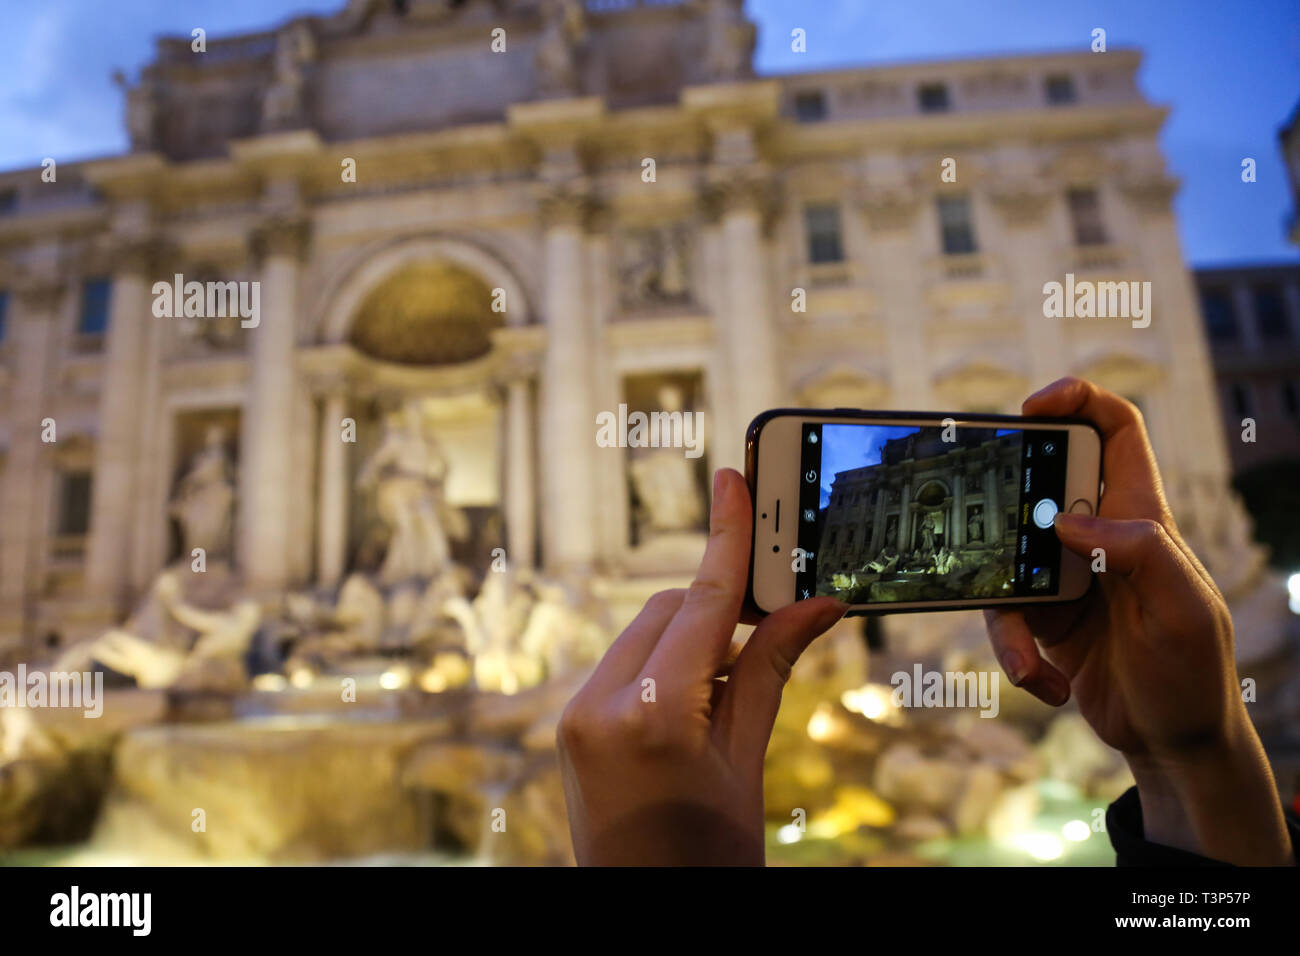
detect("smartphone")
[745,409,1102,615]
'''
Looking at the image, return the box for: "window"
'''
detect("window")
[1253,284,1290,340]
[794,90,827,122]
[1200,288,1238,341]
[1045,75,1077,105]
[1229,382,1252,419]
[56,470,93,537]
[79,277,112,336]
[918,83,950,113]
[937,196,977,255]
[1067,188,1107,245]
[0,290,8,343]
[804,203,845,264]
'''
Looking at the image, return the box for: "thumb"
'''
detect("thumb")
[712,598,847,774]
[1053,512,1192,596]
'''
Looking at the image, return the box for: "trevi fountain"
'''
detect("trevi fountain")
[2,0,1296,867]
[1,393,1227,866]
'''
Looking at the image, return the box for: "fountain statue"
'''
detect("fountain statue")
[356,402,468,586]
[628,384,705,537]
[55,572,260,693]
[169,425,235,560]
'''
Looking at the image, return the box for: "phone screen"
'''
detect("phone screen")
[794,421,1070,605]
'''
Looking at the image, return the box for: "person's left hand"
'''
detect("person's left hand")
[557,467,846,865]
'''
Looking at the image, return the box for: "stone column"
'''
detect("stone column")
[859,187,928,407]
[870,485,887,554]
[951,470,965,546]
[990,186,1064,388]
[316,388,348,590]
[1125,179,1233,489]
[984,462,1001,542]
[85,238,164,610]
[896,478,911,552]
[238,217,309,591]
[716,181,779,455]
[0,280,63,621]
[504,374,537,571]
[538,192,596,571]
[130,279,167,593]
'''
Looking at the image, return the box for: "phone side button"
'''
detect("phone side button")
[1068,498,1093,516]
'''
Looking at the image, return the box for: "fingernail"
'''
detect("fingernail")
[1044,673,1071,706]
[1002,650,1026,685]
[821,600,848,623]
[712,469,728,507]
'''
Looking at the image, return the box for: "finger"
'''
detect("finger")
[982,607,1072,706]
[639,468,752,693]
[1026,377,1221,601]
[1022,377,1167,522]
[1053,512,1206,601]
[713,635,748,679]
[584,589,685,695]
[712,597,846,773]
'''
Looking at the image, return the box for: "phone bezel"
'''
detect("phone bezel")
[744,407,1103,616]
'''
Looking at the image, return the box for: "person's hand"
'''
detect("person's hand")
[558,468,846,865]
[984,377,1292,865]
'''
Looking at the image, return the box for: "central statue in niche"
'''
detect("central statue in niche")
[357,401,468,586]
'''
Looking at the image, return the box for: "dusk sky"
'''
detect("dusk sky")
[818,424,917,507]
[1,0,1297,266]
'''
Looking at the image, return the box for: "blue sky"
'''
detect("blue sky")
[2,0,1297,265]
[818,424,917,507]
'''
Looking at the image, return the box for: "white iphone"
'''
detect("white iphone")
[746,409,1102,615]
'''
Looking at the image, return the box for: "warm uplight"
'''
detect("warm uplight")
[1010,832,1064,861]
[840,683,903,725]
[1062,819,1091,842]
[289,668,314,689]
[806,703,835,741]
[379,668,409,690]
[776,824,803,845]
[1287,573,1300,615]
[417,669,448,693]
[252,674,287,692]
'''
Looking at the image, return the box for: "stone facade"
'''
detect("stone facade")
[0,0,1283,659]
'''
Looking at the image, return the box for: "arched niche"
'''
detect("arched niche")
[317,234,533,348]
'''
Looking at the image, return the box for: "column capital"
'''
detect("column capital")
[701,172,777,223]
[537,186,603,231]
[252,215,312,262]
[110,236,173,276]
[12,275,65,313]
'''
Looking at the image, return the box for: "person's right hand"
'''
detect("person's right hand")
[983,377,1292,865]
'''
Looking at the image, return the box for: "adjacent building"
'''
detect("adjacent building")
[1195,263,1300,473]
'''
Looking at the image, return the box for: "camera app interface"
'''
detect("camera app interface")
[795,422,1070,604]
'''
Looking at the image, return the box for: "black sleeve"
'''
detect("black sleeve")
[1106,785,1300,866]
